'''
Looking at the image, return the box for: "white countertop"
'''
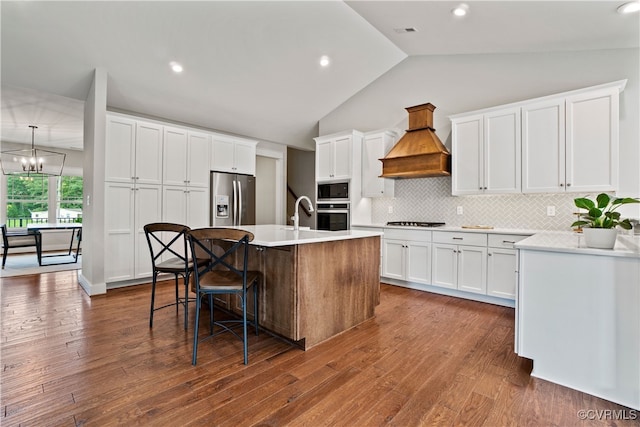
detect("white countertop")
[515,231,640,258]
[352,223,536,235]
[230,224,382,247]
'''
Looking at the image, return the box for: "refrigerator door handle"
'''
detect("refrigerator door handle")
[233,180,238,226]
[238,181,243,226]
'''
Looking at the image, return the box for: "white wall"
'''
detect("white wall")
[319,48,640,228]
[256,156,277,224]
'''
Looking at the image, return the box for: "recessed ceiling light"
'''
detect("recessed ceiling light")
[617,1,640,14]
[169,61,183,73]
[319,55,330,67]
[452,3,469,17]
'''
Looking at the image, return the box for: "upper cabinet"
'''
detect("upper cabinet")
[106,116,163,185]
[523,85,620,193]
[362,129,398,198]
[452,80,625,196]
[211,135,257,176]
[315,130,363,182]
[451,107,520,195]
[163,127,210,187]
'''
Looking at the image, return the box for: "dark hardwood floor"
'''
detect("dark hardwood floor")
[1,271,637,426]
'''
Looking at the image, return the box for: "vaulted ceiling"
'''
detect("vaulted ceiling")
[2,1,638,151]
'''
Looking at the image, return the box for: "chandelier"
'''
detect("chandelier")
[1,125,66,178]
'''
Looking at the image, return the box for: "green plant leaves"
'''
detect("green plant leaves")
[573,193,640,229]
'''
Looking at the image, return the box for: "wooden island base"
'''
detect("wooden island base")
[239,235,381,350]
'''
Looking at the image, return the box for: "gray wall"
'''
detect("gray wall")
[287,147,316,228]
[319,48,640,229]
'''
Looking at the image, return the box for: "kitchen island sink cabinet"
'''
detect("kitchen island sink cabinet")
[223,225,381,350]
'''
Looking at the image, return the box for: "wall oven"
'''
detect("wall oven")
[316,203,350,231]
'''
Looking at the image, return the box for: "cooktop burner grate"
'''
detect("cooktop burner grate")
[386,221,445,227]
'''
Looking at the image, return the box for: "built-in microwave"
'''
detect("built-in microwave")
[317,181,349,201]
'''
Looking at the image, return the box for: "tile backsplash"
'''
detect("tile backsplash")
[371,177,583,230]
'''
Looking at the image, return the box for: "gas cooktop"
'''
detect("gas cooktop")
[386,221,445,228]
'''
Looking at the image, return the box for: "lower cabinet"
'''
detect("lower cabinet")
[162,185,209,229]
[381,228,530,305]
[382,229,432,284]
[432,243,487,293]
[486,234,529,299]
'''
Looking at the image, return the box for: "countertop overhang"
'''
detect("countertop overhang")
[226,224,382,247]
[515,231,640,258]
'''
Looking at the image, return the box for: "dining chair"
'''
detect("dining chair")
[187,227,260,366]
[143,222,204,330]
[1,224,42,269]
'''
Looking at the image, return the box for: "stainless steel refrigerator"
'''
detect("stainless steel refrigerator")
[210,171,256,226]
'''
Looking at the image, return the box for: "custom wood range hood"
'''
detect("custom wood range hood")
[380,103,451,178]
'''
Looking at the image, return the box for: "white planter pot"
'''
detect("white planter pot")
[583,228,618,249]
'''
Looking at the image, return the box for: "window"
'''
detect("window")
[5,175,82,227]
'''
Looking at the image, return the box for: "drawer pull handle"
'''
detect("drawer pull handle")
[452,237,463,240]
[503,240,516,244]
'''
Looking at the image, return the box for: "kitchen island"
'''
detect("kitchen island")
[225,225,382,350]
[515,232,640,410]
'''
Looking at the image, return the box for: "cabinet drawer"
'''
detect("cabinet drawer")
[432,231,487,246]
[487,234,530,248]
[384,228,432,242]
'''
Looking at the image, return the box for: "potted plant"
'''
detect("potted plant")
[571,193,640,249]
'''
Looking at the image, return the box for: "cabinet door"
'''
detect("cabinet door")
[566,88,618,193]
[332,136,352,180]
[382,239,405,280]
[162,127,188,186]
[186,187,209,229]
[211,137,235,173]
[187,132,211,187]
[522,99,565,193]
[135,184,163,279]
[452,115,483,195]
[105,182,135,282]
[362,132,395,198]
[406,241,431,284]
[431,244,457,289]
[316,139,334,181]
[234,140,256,176]
[162,185,187,224]
[457,245,487,294]
[484,108,521,193]
[487,248,518,299]
[135,121,163,185]
[105,116,136,183]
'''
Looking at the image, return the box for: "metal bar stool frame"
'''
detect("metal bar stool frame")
[188,228,259,366]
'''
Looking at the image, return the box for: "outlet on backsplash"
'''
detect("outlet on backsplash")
[547,206,556,216]
[456,206,463,215]
[388,206,393,214]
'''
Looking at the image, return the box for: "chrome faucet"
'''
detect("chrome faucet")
[292,196,314,231]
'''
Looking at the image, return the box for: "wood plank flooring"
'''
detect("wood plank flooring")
[1,271,637,426]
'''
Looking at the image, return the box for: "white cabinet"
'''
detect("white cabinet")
[451,107,520,195]
[431,231,487,294]
[315,131,362,182]
[382,229,431,284]
[163,127,210,188]
[362,130,397,197]
[162,185,209,229]
[486,234,529,299]
[565,88,619,193]
[104,182,162,282]
[105,116,163,185]
[523,87,619,193]
[521,99,565,193]
[211,135,257,176]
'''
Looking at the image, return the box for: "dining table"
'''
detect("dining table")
[27,223,82,266]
